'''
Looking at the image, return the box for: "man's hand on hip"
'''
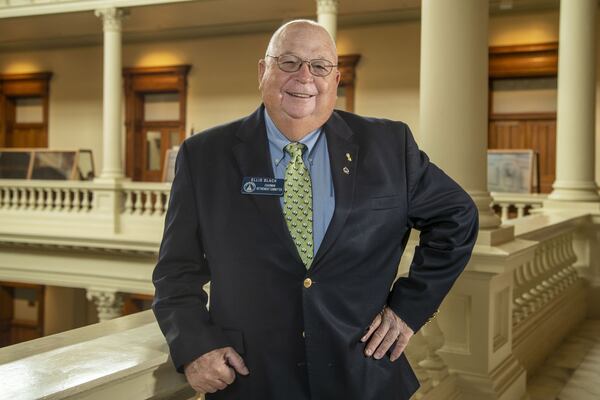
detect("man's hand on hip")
[184,347,249,394]
[361,306,414,362]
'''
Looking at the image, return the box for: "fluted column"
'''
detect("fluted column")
[316,0,338,41]
[548,0,598,202]
[419,0,500,230]
[95,8,126,180]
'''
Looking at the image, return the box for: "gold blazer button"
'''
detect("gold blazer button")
[303,278,313,288]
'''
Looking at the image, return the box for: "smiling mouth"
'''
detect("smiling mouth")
[286,91,315,99]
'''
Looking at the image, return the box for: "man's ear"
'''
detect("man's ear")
[334,69,341,86]
[258,59,266,89]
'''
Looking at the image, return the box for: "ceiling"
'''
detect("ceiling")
[0,0,562,52]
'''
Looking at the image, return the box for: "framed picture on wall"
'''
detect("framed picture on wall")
[487,149,539,193]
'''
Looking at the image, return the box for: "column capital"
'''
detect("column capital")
[95,7,127,32]
[86,288,124,321]
[316,0,338,14]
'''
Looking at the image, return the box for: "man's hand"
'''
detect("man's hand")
[361,306,414,362]
[184,347,249,394]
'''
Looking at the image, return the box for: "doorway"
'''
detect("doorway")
[123,66,190,182]
[488,43,558,193]
[0,73,51,149]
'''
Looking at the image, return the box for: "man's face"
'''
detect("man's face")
[258,24,340,129]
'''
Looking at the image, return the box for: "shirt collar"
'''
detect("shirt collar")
[264,109,323,166]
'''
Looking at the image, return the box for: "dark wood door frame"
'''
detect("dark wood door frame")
[0,72,52,148]
[123,65,191,181]
[337,54,361,113]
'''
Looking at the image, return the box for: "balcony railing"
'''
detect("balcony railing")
[0,182,593,399]
[491,192,547,221]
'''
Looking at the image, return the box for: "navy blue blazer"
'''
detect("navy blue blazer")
[152,106,479,400]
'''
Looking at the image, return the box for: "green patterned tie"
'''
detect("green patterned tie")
[283,143,314,268]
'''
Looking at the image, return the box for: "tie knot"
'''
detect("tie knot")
[284,142,307,158]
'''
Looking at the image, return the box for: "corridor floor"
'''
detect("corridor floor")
[526,319,600,400]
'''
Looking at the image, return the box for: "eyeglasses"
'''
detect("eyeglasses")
[266,54,337,77]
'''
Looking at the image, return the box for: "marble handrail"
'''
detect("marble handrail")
[0,310,194,400]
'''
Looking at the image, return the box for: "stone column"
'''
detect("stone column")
[316,0,338,41]
[418,2,533,400]
[547,0,598,202]
[95,8,126,180]
[419,0,501,231]
[87,289,124,322]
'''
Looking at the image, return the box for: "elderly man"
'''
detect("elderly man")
[153,19,478,400]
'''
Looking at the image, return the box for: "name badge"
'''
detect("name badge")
[241,177,284,196]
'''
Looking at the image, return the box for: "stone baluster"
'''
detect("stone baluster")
[124,190,133,214]
[405,331,433,398]
[9,188,18,210]
[52,188,61,211]
[513,264,527,325]
[72,189,81,211]
[0,188,7,208]
[419,319,449,386]
[143,190,153,216]
[81,189,90,212]
[500,203,509,221]
[20,188,29,209]
[516,203,526,218]
[134,190,143,215]
[27,188,36,210]
[155,191,164,216]
[63,188,72,212]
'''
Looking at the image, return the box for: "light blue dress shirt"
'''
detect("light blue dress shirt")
[264,110,335,256]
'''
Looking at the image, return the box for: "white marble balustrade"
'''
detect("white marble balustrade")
[0,179,95,213]
[506,212,588,375]
[0,206,595,399]
[0,179,170,247]
[491,192,547,221]
[512,230,579,327]
[121,182,171,217]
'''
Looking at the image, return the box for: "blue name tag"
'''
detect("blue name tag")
[241,177,284,196]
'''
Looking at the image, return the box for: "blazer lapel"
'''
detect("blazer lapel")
[312,112,359,271]
[232,106,304,267]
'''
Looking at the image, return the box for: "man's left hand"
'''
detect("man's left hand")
[361,306,414,362]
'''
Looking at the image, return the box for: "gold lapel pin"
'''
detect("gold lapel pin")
[346,153,352,162]
[343,166,350,175]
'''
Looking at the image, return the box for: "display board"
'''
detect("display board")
[162,147,179,183]
[0,149,95,180]
[487,149,539,193]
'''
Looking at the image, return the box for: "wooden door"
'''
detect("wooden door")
[123,66,190,182]
[0,73,51,148]
[4,97,47,147]
[0,282,45,347]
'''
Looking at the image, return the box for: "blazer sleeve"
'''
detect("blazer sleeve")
[152,140,233,373]
[387,124,479,333]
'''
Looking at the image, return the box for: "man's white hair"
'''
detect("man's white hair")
[265,19,337,59]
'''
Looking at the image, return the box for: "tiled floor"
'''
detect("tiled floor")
[526,320,600,400]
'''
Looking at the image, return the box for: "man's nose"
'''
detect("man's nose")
[295,62,314,82]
